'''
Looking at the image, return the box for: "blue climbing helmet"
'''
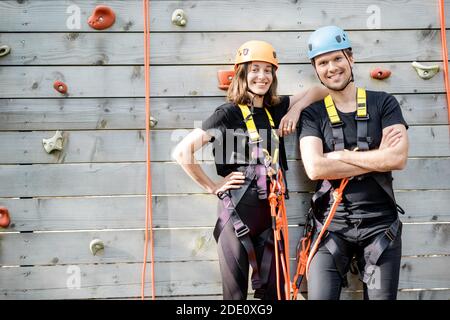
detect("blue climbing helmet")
[307,26,351,60]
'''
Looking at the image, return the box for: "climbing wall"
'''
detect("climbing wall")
[0,0,449,299]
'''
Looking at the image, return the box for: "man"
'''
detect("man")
[298,26,409,300]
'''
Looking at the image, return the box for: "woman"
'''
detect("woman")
[173,40,326,300]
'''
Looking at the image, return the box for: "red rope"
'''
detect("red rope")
[439,0,450,125]
[141,0,155,300]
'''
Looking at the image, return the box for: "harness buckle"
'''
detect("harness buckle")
[385,228,396,242]
[216,191,229,200]
[355,113,370,121]
[235,223,250,238]
[330,121,344,128]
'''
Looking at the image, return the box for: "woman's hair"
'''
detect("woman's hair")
[226,62,280,106]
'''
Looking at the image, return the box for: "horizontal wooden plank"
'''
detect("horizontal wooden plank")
[0,261,222,299]
[0,224,448,266]
[0,190,449,232]
[1,256,449,299]
[0,64,445,99]
[3,189,449,232]
[0,159,448,197]
[0,94,447,130]
[1,30,448,66]
[0,1,448,32]
[0,125,447,164]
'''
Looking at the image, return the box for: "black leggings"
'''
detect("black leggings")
[216,187,283,300]
[307,231,402,300]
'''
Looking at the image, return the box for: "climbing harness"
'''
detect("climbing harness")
[291,88,404,299]
[141,0,155,300]
[213,103,290,299]
[239,104,290,300]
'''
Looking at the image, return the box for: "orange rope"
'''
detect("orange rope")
[438,0,450,125]
[141,0,155,300]
[305,178,349,280]
[268,170,291,300]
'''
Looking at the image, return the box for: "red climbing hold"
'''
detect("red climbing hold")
[53,81,68,94]
[370,68,391,80]
[217,70,235,90]
[0,207,11,228]
[88,5,116,30]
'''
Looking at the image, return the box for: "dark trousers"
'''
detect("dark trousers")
[216,187,283,300]
[307,226,402,300]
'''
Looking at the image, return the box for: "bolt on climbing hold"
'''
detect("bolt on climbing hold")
[370,68,391,80]
[89,239,105,256]
[149,116,158,128]
[217,70,235,90]
[0,45,11,58]
[42,130,64,154]
[88,5,116,30]
[0,207,11,229]
[171,9,187,26]
[53,81,68,94]
[411,61,440,80]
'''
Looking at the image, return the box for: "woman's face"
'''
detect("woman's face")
[247,61,273,96]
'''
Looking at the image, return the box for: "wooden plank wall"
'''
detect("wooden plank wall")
[0,0,449,300]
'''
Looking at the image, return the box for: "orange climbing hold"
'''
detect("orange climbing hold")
[88,5,116,30]
[53,81,68,94]
[370,68,391,80]
[217,70,235,90]
[0,207,11,228]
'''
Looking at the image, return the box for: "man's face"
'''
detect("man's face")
[313,50,354,91]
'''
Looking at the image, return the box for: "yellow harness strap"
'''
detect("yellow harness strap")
[356,87,367,118]
[237,104,279,165]
[324,87,367,125]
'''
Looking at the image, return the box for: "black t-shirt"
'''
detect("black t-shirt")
[202,96,290,177]
[299,90,408,219]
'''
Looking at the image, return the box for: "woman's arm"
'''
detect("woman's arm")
[279,86,328,136]
[172,128,245,195]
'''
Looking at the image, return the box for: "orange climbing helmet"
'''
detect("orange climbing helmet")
[234,40,278,70]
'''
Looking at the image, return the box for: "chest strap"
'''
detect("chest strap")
[238,104,280,167]
[324,87,370,151]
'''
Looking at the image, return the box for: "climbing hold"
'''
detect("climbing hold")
[53,81,68,94]
[42,130,64,154]
[370,68,391,80]
[171,9,187,27]
[88,5,116,30]
[89,239,105,256]
[0,45,11,58]
[411,61,440,80]
[217,70,235,90]
[149,116,158,128]
[0,207,11,228]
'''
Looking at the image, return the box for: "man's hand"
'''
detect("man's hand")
[379,127,402,150]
